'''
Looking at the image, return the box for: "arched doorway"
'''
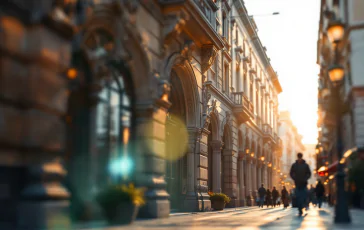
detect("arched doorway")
[221,125,231,194]
[165,71,188,211]
[237,130,245,206]
[65,28,135,220]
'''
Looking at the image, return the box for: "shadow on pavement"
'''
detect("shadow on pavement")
[318,210,330,216]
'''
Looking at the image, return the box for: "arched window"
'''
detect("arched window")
[84,29,134,184]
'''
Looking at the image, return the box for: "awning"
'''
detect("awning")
[327,161,338,173]
[317,161,338,175]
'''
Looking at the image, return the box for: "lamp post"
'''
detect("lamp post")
[326,18,351,224]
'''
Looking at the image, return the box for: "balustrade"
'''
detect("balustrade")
[193,0,218,25]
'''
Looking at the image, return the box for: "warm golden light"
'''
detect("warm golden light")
[327,21,345,43]
[250,153,254,157]
[315,148,319,154]
[123,128,130,145]
[329,175,334,180]
[328,64,345,83]
[246,148,250,154]
[67,68,78,80]
[260,156,265,161]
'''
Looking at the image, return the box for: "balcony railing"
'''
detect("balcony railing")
[193,0,218,25]
[232,92,254,124]
[232,92,254,114]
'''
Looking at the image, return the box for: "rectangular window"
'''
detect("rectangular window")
[223,63,229,93]
[222,13,227,38]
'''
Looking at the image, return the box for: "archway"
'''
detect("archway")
[207,112,220,193]
[237,130,245,206]
[165,70,189,211]
[221,125,232,194]
[65,28,136,221]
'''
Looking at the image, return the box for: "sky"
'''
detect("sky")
[244,0,321,144]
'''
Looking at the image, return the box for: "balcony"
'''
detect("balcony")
[262,124,276,144]
[160,0,224,49]
[232,92,254,124]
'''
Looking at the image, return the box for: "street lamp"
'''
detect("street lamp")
[328,64,345,83]
[325,17,351,223]
[327,20,345,43]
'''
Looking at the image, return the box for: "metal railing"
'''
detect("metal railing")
[232,92,255,114]
[193,0,218,25]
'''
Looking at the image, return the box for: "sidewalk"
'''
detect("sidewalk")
[77,206,364,230]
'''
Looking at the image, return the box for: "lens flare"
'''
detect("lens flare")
[164,116,188,161]
[109,156,133,177]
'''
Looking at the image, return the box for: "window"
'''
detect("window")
[223,63,229,93]
[222,12,227,38]
[236,67,240,92]
[256,91,259,114]
[249,82,253,101]
[96,70,132,183]
[236,28,239,44]
[243,73,247,92]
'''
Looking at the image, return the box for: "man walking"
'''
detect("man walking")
[290,152,311,216]
[315,180,325,208]
[258,184,266,208]
[272,187,279,207]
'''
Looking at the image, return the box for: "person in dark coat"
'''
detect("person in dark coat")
[281,186,289,208]
[258,184,267,208]
[315,180,325,208]
[290,152,311,216]
[266,189,272,208]
[272,187,279,207]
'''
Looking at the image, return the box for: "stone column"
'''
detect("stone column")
[238,157,245,206]
[194,127,211,211]
[211,140,223,193]
[222,149,238,207]
[134,101,170,218]
[183,128,200,211]
[11,10,74,229]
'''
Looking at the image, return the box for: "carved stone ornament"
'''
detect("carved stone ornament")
[210,99,218,115]
[158,79,171,99]
[163,10,188,44]
[225,111,232,127]
[201,44,218,74]
[180,40,196,61]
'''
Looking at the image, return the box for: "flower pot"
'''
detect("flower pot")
[104,202,139,225]
[211,199,225,211]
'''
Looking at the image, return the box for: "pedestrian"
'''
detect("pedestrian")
[315,180,325,208]
[258,184,267,208]
[281,186,289,209]
[290,152,312,216]
[272,186,279,207]
[266,189,272,208]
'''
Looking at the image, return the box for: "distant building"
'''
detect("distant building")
[278,111,306,190]
[304,144,318,186]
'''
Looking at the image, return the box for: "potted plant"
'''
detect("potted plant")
[208,191,231,210]
[96,183,145,225]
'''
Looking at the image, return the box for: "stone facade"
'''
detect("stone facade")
[0,0,282,228]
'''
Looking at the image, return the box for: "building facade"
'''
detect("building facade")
[0,0,282,228]
[278,111,306,190]
[316,0,364,202]
[303,144,318,186]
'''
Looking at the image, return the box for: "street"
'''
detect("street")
[79,206,364,230]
